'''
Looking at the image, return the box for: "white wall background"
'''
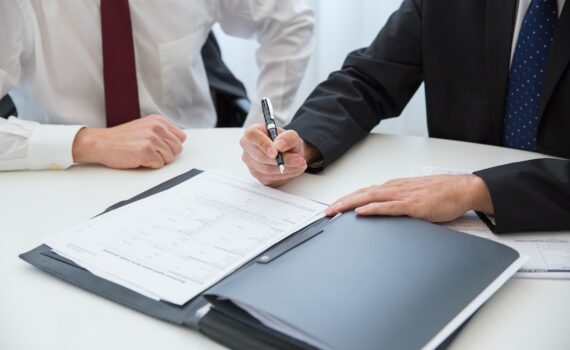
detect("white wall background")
[214,0,428,136]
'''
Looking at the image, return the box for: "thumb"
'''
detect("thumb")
[274,130,302,153]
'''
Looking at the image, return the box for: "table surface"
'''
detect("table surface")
[1,128,569,350]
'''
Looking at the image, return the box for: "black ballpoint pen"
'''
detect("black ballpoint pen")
[261,97,285,174]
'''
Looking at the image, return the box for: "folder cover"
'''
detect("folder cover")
[20,169,524,350]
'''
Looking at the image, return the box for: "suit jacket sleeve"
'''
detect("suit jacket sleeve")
[286,0,424,167]
[474,159,570,233]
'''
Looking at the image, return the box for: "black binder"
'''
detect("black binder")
[20,169,522,350]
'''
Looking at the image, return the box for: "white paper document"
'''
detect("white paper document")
[444,212,570,279]
[46,171,327,305]
[414,166,570,279]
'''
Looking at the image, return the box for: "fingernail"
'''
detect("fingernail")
[327,202,343,214]
[355,206,366,215]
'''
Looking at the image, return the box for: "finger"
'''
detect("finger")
[240,137,277,165]
[167,124,187,143]
[160,128,184,155]
[274,129,303,153]
[243,125,278,158]
[146,120,184,156]
[355,201,410,217]
[248,165,296,188]
[155,115,187,142]
[155,138,175,164]
[242,152,306,177]
[141,150,165,169]
[326,187,399,216]
[240,137,306,169]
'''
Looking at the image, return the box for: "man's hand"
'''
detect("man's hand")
[326,174,494,222]
[240,124,321,187]
[72,114,186,169]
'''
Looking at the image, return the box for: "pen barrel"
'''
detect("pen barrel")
[275,153,284,166]
[268,127,279,141]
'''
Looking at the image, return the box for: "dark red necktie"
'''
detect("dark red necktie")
[101,0,141,127]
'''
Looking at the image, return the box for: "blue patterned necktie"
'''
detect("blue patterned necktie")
[502,0,559,151]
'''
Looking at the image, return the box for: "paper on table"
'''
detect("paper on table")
[46,171,327,305]
[413,166,570,279]
[445,212,570,279]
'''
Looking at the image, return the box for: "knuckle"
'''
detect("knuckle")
[244,127,259,140]
[285,130,300,141]
[142,142,155,154]
[364,191,376,201]
[150,123,165,134]
[147,133,160,144]
[173,142,183,155]
[259,136,272,148]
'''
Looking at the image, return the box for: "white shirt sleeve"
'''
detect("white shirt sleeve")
[0,0,83,171]
[0,117,83,171]
[216,0,315,126]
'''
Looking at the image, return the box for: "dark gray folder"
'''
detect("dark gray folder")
[20,169,521,350]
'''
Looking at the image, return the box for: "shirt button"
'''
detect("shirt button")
[49,163,61,170]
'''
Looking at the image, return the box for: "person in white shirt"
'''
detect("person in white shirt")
[0,0,314,171]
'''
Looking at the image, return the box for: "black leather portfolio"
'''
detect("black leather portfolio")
[20,169,523,350]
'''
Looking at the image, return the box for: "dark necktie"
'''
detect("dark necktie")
[101,0,141,127]
[502,0,559,151]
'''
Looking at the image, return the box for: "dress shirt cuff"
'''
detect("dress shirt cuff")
[28,124,84,170]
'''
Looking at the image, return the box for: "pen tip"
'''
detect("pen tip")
[279,165,285,174]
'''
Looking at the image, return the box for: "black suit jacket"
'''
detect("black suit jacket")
[287,0,570,233]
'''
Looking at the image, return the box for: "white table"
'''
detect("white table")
[1,129,569,350]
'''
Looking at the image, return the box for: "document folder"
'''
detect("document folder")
[20,169,524,350]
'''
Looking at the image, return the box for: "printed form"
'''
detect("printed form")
[46,171,327,305]
[413,166,570,279]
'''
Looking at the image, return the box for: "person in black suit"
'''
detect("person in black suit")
[240,0,570,233]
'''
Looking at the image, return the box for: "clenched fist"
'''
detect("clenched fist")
[72,114,186,169]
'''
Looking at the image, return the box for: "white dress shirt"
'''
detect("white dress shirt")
[0,0,314,171]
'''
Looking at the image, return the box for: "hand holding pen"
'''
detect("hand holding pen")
[239,98,318,187]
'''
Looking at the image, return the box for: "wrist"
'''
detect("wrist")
[72,128,101,164]
[465,174,494,214]
[302,140,322,165]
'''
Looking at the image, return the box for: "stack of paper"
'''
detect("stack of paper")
[46,171,327,305]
